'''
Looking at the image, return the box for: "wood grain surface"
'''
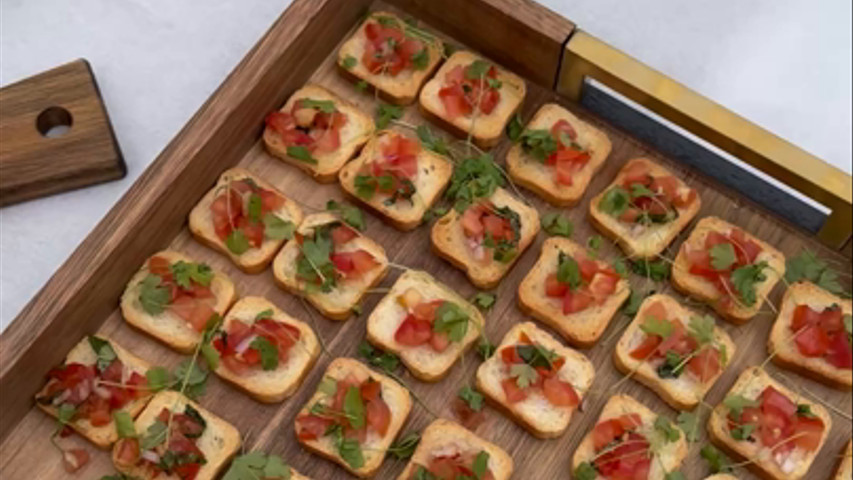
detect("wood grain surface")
[0,1,849,479]
[0,59,125,206]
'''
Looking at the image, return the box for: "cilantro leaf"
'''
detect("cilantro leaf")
[138,275,171,315]
[654,416,681,442]
[140,419,168,450]
[676,411,700,442]
[640,315,673,339]
[224,452,292,480]
[785,250,851,297]
[299,98,336,113]
[88,336,117,372]
[587,235,603,254]
[797,403,817,418]
[477,337,496,359]
[657,351,685,378]
[541,212,573,238]
[317,376,338,396]
[731,261,768,306]
[113,411,136,438]
[173,360,208,399]
[444,153,505,212]
[355,80,368,92]
[263,214,295,240]
[557,252,582,289]
[433,302,470,342]
[225,230,250,255]
[599,186,630,217]
[506,114,523,142]
[250,337,279,371]
[326,200,366,231]
[622,290,649,316]
[574,462,597,480]
[465,60,491,79]
[844,314,852,336]
[416,125,449,155]
[357,342,400,375]
[341,55,357,70]
[723,394,759,419]
[700,444,732,473]
[388,432,421,460]
[286,145,317,164]
[344,386,366,429]
[472,451,489,479]
[519,129,557,161]
[710,243,737,271]
[458,385,484,411]
[338,437,364,469]
[510,363,538,389]
[630,259,671,281]
[411,49,429,70]
[687,315,715,345]
[57,403,76,425]
[730,423,755,440]
[247,193,262,223]
[471,292,496,310]
[255,309,274,320]
[145,366,171,392]
[170,261,214,288]
[664,472,686,480]
[376,103,403,129]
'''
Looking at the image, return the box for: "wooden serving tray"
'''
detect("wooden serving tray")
[1,1,850,479]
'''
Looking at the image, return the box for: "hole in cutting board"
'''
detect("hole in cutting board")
[36,106,73,138]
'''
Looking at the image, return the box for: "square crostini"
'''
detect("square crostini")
[506,103,612,206]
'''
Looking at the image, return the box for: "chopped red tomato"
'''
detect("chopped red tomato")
[686,347,721,383]
[629,335,662,360]
[592,414,643,450]
[394,315,432,346]
[827,332,853,369]
[795,325,831,357]
[330,250,378,278]
[545,273,568,297]
[761,386,797,418]
[394,298,455,353]
[791,304,851,368]
[542,377,579,407]
[438,63,501,120]
[366,396,391,436]
[594,432,650,478]
[331,225,358,246]
[611,161,696,227]
[792,416,825,451]
[545,252,618,316]
[361,20,424,76]
[296,414,335,441]
[501,378,527,403]
[209,178,286,251]
[685,227,763,305]
[562,290,593,315]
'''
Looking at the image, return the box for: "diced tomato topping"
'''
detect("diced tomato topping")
[394,315,433,346]
[413,300,443,322]
[461,205,486,237]
[686,347,721,383]
[501,378,527,403]
[542,377,579,407]
[438,63,502,120]
[296,414,335,441]
[361,21,422,76]
[827,332,853,369]
[209,178,287,253]
[761,386,797,418]
[792,416,825,451]
[365,396,391,436]
[429,331,451,352]
[331,225,358,246]
[545,273,568,297]
[451,396,486,431]
[331,250,378,278]
[629,335,662,360]
[148,256,172,277]
[795,324,831,357]
[686,227,764,306]
[500,346,523,364]
[588,272,618,303]
[790,304,851,368]
[592,414,643,450]
[594,432,650,478]
[562,290,593,315]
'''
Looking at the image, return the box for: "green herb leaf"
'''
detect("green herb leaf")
[458,385,484,411]
[785,250,851,297]
[519,129,557,161]
[138,275,171,315]
[465,60,491,79]
[356,80,368,92]
[797,403,817,418]
[641,315,673,339]
[599,186,631,217]
[225,230,250,255]
[664,472,686,480]
[286,145,317,164]
[342,55,357,70]
[541,212,574,238]
[676,411,700,442]
[654,416,681,442]
[344,386,366,429]
[250,337,279,371]
[317,376,338,397]
[433,302,470,342]
[263,214,295,240]
[170,261,214,289]
[622,290,649,316]
[88,336,117,372]
[506,114,524,142]
[471,292,496,310]
[140,419,168,450]
[731,261,768,306]
[844,314,852,336]
[299,98,336,113]
[517,343,559,368]
[145,366,171,392]
[730,423,755,441]
[444,153,505,211]
[556,252,582,290]
[357,342,400,375]
[630,183,656,199]
[247,193,263,223]
[173,360,208,399]
[416,125,449,155]
[376,103,403,129]
[700,444,732,473]
[510,363,538,389]
[472,451,489,479]
[224,451,292,480]
[574,461,597,480]
[263,455,291,480]
[411,49,429,70]
[255,309,274,320]
[326,200,366,231]
[687,315,715,345]
[57,403,76,425]
[710,243,737,271]
[723,394,759,419]
[630,259,671,281]
[388,432,421,460]
[587,235,603,254]
[487,78,502,89]
[201,342,220,371]
[477,337,496,359]
[657,351,684,378]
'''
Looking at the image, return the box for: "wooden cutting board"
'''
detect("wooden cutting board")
[0,59,125,207]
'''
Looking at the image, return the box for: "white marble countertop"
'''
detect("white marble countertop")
[1,0,850,330]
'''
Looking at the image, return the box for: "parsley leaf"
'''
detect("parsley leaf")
[730,423,755,440]
[587,235,603,255]
[388,432,421,460]
[140,419,168,450]
[556,252,582,289]
[247,193,263,223]
[510,363,538,389]
[57,403,76,425]
[723,394,759,419]
[255,309,274,320]
[458,385,484,411]
[731,261,768,306]
[541,212,574,238]
[170,261,214,289]
[444,153,505,212]
[341,55,357,70]
[376,103,403,129]
[357,342,400,375]
[416,125,449,155]
[654,416,681,442]
[687,315,715,345]
[250,337,279,371]
[700,444,732,473]
[113,411,136,438]
[506,114,523,141]
[338,436,365,469]
[411,49,429,70]
[145,366,171,392]
[519,129,557,161]
[622,290,649,316]
[676,411,700,442]
[225,230,250,255]
[299,98,336,113]
[173,360,208,399]
[599,186,631,217]
[574,462,597,480]
[263,214,295,240]
[472,451,489,479]
[710,243,737,271]
[471,292,496,310]
[465,60,491,79]
[224,452,292,480]
[786,250,851,297]
[326,200,366,231]
[138,275,171,315]
[797,403,817,418]
[344,386,366,429]
[88,336,117,372]
[317,376,338,396]
[433,302,470,342]
[640,315,673,339]
[477,337,496,359]
[657,351,685,378]
[286,145,317,164]
[630,259,671,281]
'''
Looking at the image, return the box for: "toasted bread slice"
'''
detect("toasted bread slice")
[189,168,304,273]
[572,394,688,480]
[120,250,237,354]
[475,321,595,438]
[704,475,739,480]
[272,213,389,320]
[35,336,152,449]
[834,440,852,480]
[112,391,241,480]
[419,50,526,149]
[294,358,412,477]
[589,158,701,258]
[708,367,832,480]
[671,217,785,324]
[337,11,442,105]
[212,296,321,402]
[366,270,485,382]
[518,237,631,347]
[430,188,539,289]
[339,130,454,230]
[613,294,736,410]
[506,103,611,206]
[768,281,853,390]
[263,84,374,183]
[396,419,513,480]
